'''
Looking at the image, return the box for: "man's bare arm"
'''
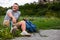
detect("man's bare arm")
[7,12,16,23]
[7,12,14,19]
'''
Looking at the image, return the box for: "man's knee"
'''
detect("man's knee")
[16,20,26,26]
[3,20,10,26]
[20,20,25,23]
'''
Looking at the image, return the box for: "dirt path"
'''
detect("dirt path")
[12,30,60,40]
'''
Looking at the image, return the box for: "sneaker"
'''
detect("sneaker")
[20,31,31,36]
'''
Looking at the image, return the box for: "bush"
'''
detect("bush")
[0,2,60,17]
[0,24,21,40]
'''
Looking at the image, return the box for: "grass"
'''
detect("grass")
[18,16,60,29]
[32,17,60,29]
[0,16,60,40]
[0,16,60,29]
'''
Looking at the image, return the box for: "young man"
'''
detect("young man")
[3,3,31,35]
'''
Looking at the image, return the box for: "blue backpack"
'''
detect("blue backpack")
[25,20,37,33]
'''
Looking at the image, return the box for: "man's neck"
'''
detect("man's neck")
[13,10,17,12]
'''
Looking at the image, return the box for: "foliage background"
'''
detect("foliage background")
[0,2,60,17]
[0,2,60,40]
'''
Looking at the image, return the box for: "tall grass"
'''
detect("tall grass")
[0,16,60,39]
[0,16,60,29]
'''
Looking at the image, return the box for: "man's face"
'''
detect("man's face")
[12,4,19,11]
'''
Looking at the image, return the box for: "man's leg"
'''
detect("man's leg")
[3,20,10,27]
[16,20,26,31]
[16,20,31,35]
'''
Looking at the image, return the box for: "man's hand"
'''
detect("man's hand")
[12,17,16,23]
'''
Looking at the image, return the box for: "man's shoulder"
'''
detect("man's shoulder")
[7,9,12,12]
[17,11,21,14]
[7,9,12,11]
[6,9,12,14]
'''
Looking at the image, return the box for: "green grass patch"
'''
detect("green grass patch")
[18,16,60,29]
[0,16,60,39]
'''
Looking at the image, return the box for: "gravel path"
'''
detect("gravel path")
[12,30,60,40]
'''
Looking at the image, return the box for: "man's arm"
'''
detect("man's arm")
[7,12,16,23]
[7,12,14,19]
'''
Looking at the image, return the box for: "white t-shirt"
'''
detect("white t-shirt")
[4,9,21,21]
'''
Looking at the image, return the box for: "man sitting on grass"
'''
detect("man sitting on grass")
[3,3,31,36]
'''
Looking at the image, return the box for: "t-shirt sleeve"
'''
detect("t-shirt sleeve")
[18,11,21,17]
[17,12,20,19]
[6,9,12,14]
[17,11,21,21]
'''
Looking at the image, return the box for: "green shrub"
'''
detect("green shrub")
[0,23,21,40]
